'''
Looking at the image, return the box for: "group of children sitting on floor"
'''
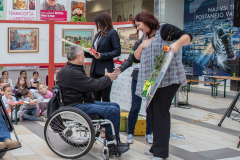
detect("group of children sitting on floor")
[0,69,59,122]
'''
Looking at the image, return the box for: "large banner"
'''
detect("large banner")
[40,0,67,21]
[183,0,239,78]
[7,0,36,21]
[0,0,3,20]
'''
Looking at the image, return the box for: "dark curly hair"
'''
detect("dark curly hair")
[133,11,160,36]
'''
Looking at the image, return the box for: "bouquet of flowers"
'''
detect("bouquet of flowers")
[56,36,97,54]
[142,45,175,107]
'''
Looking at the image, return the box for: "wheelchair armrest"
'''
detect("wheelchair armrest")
[52,86,60,90]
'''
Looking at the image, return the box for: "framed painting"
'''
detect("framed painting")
[62,29,94,57]
[8,28,39,53]
[117,27,139,53]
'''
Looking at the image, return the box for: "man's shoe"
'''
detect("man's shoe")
[108,143,130,155]
[126,134,133,144]
[0,142,7,150]
[118,143,130,154]
[4,139,21,149]
[212,28,235,60]
[144,150,153,155]
[152,157,163,160]
[146,134,153,144]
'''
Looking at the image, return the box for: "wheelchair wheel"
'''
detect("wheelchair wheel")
[44,107,95,159]
[0,152,6,158]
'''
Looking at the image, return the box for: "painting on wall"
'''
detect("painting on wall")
[13,0,28,10]
[8,28,39,53]
[62,29,94,57]
[117,27,139,53]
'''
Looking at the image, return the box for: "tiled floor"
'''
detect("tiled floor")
[2,85,240,160]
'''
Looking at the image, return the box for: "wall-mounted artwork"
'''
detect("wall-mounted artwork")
[8,28,39,53]
[117,27,139,53]
[62,29,94,57]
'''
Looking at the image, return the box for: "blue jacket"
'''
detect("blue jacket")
[85,29,121,75]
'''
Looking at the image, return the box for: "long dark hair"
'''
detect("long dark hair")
[133,11,160,36]
[94,12,114,37]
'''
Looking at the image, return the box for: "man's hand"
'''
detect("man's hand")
[105,69,118,81]
[113,68,122,75]
[91,52,101,59]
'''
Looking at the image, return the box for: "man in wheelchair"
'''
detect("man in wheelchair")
[0,109,20,150]
[57,44,130,155]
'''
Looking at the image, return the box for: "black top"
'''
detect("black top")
[119,23,193,81]
[14,85,29,98]
[85,29,121,75]
[57,62,112,106]
[160,23,193,41]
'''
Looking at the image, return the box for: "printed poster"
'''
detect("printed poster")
[7,0,36,21]
[0,0,3,20]
[40,0,67,21]
[183,0,239,77]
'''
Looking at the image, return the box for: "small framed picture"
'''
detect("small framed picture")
[62,28,94,57]
[8,28,39,53]
[117,27,139,53]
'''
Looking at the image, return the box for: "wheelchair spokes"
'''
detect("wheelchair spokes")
[44,109,95,159]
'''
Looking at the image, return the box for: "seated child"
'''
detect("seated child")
[37,83,53,118]
[2,85,23,121]
[21,88,45,122]
[15,70,30,88]
[2,71,13,87]
[15,76,29,100]
[0,77,8,94]
[30,71,41,89]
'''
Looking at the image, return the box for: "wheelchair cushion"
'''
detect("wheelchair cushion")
[88,114,102,120]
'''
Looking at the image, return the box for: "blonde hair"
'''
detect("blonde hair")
[16,76,26,88]
[37,82,46,91]
[0,77,7,83]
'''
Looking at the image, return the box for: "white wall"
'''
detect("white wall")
[164,0,184,29]
[86,0,112,22]
[0,23,49,64]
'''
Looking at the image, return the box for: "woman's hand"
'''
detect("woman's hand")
[91,52,101,59]
[113,68,122,75]
[140,37,154,49]
[168,42,180,53]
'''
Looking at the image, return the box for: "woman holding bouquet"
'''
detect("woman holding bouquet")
[133,11,192,160]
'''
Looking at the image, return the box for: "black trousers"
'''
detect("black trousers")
[90,72,112,102]
[149,84,180,158]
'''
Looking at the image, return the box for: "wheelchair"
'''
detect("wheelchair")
[0,96,21,158]
[44,86,122,160]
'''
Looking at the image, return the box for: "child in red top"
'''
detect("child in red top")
[37,83,53,118]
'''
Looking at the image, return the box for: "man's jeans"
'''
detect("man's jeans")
[74,101,120,141]
[0,109,11,142]
[22,108,39,121]
[128,79,152,135]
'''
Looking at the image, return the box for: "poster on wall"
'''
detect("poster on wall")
[8,28,39,53]
[0,0,3,20]
[183,0,239,79]
[40,0,67,21]
[70,0,86,22]
[7,0,36,21]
